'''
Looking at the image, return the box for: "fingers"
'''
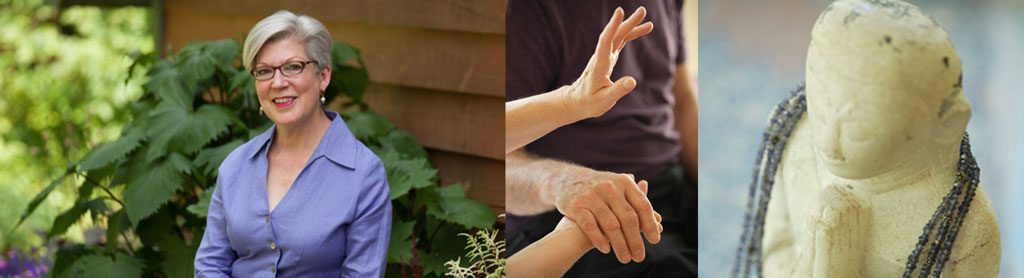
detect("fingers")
[601,76,637,100]
[596,7,625,66]
[639,179,650,195]
[603,189,647,262]
[626,180,661,245]
[623,22,655,46]
[590,198,632,263]
[614,7,649,51]
[574,208,611,254]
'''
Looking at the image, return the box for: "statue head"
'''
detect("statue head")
[805,0,970,179]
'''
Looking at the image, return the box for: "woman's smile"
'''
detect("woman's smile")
[272,96,297,108]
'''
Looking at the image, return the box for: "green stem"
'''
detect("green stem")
[77,172,125,207]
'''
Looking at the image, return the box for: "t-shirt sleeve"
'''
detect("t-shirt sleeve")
[676,0,687,65]
[506,0,561,102]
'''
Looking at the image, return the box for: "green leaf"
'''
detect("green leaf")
[387,220,415,264]
[176,39,240,86]
[421,219,470,276]
[380,148,437,200]
[333,41,360,64]
[79,164,117,202]
[49,200,90,238]
[123,158,184,227]
[126,50,157,84]
[106,209,128,252]
[229,67,257,109]
[187,188,214,218]
[334,66,369,102]
[144,59,193,109]
[166,152,193,175]
[379,129,429,159]
[426,184,496,229]
[68,253,144,278]
[206,39,243,72]
[16,170,71,228]
[50,244,93,278]
[79,127,145,171]
[145,103,234,162]
[156,231,198,278]
[194,139,243,176]
[86,198,110,222]
[343,111,395,142]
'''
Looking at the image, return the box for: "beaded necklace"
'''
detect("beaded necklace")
[731,85,980,278]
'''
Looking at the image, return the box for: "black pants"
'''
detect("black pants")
[506,163,698,277]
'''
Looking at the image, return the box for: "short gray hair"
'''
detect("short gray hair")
[242,10,332,73]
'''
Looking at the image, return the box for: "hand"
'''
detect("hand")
[554,170,661,264]
[562,6,655,119]
[808,183,869,277]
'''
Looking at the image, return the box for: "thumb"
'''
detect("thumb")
[603,76,637,100]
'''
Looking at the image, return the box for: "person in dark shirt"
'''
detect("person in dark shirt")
[505,1,697,276]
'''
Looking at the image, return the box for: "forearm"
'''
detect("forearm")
[506,226,592,277]
[673,65,697,178]
[505,149,592,216]
[194,186,235,277]
[505,86,580,154]
[341,164,392,277]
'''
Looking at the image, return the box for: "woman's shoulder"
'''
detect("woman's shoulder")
[217,129,273,182]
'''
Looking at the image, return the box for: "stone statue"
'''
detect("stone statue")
[734,0,1001,277]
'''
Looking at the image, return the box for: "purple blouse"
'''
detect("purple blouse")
[194,110,391,277]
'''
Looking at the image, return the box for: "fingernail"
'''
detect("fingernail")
[616,7,623,14]
[600,244,610,254]
[624,78,636,90]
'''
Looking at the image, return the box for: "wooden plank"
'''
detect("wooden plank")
[360,84,503,160]
[162,6,505,97]
[324,23,504,97]
[165,0,504,35]
[429,150,504,212]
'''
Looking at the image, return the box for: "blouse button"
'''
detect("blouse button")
[265,215,270,223]
[271,265,276,273]
[270,241,277,250]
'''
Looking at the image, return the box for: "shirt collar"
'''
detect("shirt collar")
[245,110,358,169]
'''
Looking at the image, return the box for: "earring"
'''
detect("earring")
[320,94,326,105]
[259,107,264,115]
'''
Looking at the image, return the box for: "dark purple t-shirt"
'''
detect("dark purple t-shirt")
[506,0,686,179]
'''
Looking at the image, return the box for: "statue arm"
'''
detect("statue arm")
[762,169,796,277]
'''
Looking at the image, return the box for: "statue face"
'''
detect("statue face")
[806,75,928,180]
[804,0,968,180]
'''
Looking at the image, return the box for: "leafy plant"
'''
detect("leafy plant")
[444,229,506,278]
[0,2,153,253]
[17,37,496,277]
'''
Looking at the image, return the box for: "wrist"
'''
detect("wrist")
[560,81,591,120]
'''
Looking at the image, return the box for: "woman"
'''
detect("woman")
[505,6,663,277]
[194,11,391,277]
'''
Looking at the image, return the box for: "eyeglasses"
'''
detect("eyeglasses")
[251,60,318,81]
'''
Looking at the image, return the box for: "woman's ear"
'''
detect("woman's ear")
[319,64,332,92]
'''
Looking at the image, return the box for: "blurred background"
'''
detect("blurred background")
[0,0,153,275]
[698,0,1024,277]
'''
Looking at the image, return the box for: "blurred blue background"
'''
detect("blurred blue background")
[698,0,1024,276]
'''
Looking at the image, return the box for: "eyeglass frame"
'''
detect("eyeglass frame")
[250,60,319,81]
